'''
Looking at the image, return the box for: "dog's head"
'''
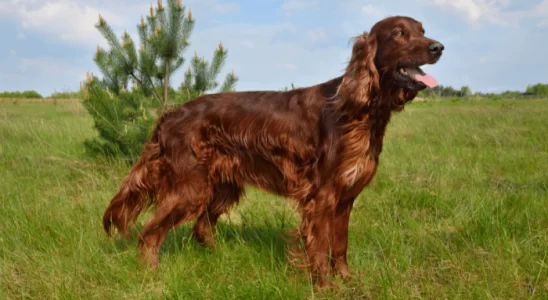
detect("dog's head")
[371,16,444,92]
[343,16,444,109]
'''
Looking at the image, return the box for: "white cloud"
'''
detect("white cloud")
[434,0,482,21]
[17,32,25,40]
[538,0,548,14]
[423,0,514,26]
[0,0,240,49]
[281,0,318,14]
[9,50,17,55]
[423,0,548,28]
[533,0,548,24]
[361,4,385,17]
[0,0,129,48]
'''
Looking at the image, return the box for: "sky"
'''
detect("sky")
[0,0,547,96]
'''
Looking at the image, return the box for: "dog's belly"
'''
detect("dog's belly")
[210,149,319,200]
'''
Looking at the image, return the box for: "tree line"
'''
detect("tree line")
[3,82,547,101]
[418,83,548,98]
[0,90,43,99]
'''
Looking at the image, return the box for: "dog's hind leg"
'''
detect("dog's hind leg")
[137,179,213,267]
[193,182,243,248]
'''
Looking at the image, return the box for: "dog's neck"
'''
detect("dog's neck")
[326,75,402,160]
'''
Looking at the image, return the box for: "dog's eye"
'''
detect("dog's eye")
[394,30,404,37]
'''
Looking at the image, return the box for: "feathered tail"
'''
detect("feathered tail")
[102,122,165,238]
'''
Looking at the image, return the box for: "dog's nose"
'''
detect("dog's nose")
[429,42,444,54]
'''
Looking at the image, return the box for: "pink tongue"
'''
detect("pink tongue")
[415,74,438,88]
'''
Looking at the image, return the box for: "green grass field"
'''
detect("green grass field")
[1,98,547,299]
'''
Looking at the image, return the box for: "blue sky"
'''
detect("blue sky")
[0,0,547,96]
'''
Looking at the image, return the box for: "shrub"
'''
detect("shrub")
[82,78,158,160]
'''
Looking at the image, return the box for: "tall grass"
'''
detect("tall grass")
[1,99,547,299]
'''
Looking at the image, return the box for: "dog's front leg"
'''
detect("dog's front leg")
[299,190,337,287]
[330,197,355,278]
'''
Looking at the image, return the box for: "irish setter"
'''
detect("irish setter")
[102,16,444,287]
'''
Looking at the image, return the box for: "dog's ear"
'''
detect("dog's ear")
[338,33,380,113]
[362,33,378,91]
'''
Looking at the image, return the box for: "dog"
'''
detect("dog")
[102,15,444,286]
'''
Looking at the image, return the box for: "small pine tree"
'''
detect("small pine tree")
[93,0,236,109]
[94,0,193,107]
[179,43,238,101]
[81,73,157,159]
[82,0,238,162]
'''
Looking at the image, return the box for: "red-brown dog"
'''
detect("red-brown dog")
[103,15,444,286]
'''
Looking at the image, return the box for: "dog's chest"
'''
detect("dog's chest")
[336,113,386,194]
[340,154,378,190]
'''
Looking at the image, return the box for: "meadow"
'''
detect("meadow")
[1,98,547,299]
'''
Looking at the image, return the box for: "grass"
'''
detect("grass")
[1,98,547,299]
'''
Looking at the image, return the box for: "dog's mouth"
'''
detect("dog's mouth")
[397,65,438,88]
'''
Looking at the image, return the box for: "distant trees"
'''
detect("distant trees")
[0,91,43,99]
[526,83,548,96]
[0,90,84,100]
[419,82,548,99]
[459,85,472,97]
[500,90,522,98]
[419,85,473,98]
[81,0,238,161]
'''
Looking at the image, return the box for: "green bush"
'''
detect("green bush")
[82,78,157,160]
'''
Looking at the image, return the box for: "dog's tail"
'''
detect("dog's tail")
[102,119,167,238]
